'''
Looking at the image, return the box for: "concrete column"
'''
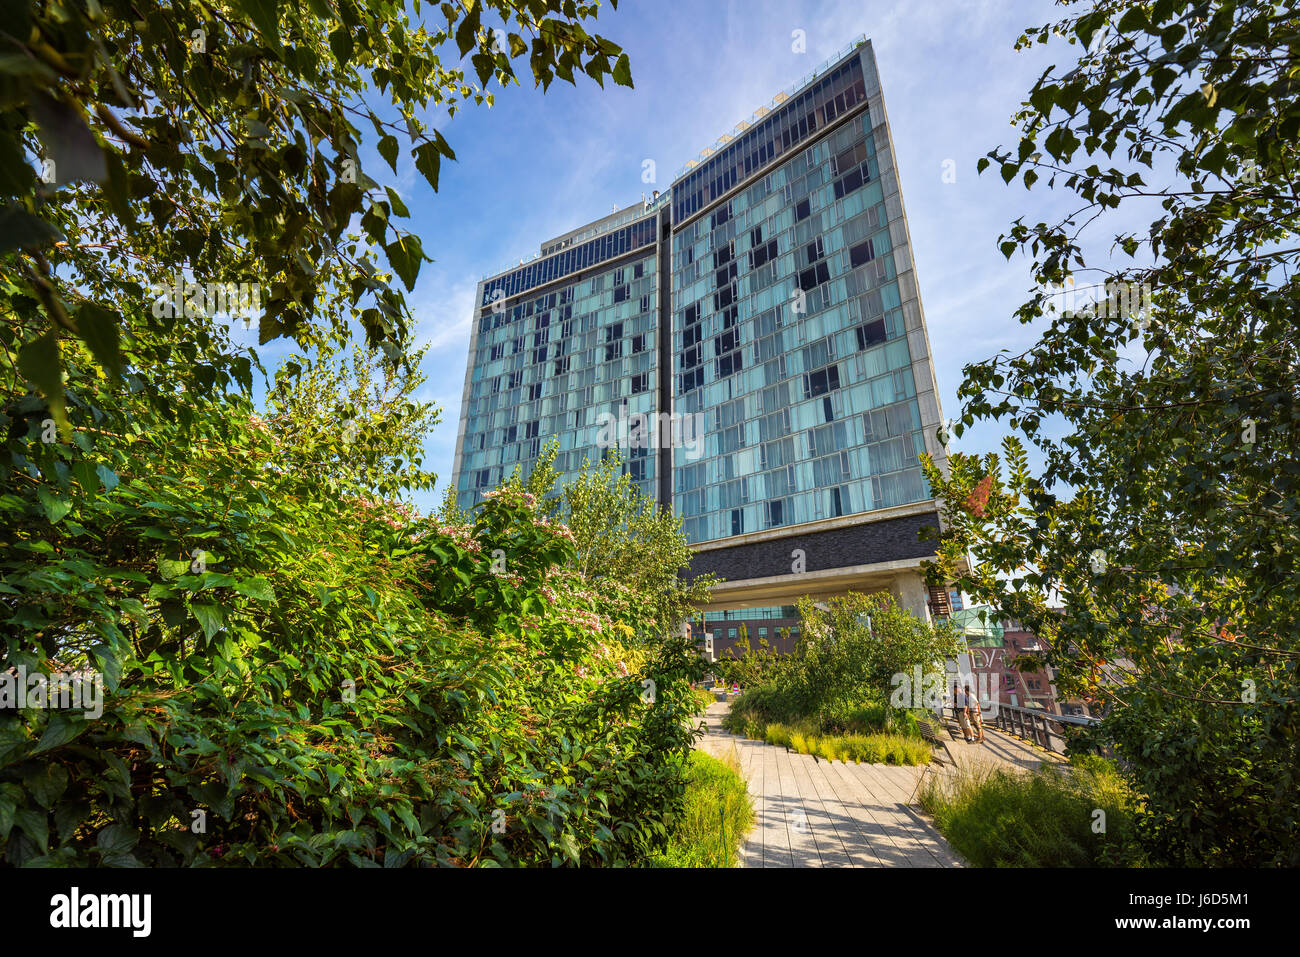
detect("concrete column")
[893,570,931,622]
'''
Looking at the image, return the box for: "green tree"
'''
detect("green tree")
[266,337,440,499]
[2,0,632,432]
[503,441,718,638]
[432,482,474,527]
[718,633,787,689]
[924,0,1299,864]
[788,593,963,725]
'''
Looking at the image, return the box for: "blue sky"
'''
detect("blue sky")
[286,0,1101,512]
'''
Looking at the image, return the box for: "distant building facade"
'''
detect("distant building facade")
[453,37,952,626]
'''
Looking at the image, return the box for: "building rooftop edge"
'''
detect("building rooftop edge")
[479,193,667,282]
[478,35,870,284]
[669,35,870,184]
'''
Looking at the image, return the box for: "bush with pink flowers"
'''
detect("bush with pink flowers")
[1,347,703,867]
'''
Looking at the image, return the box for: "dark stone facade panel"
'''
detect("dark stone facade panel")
[686,511,940,583]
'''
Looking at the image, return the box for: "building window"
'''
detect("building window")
[766,499,785,527]
[849,239,875,269]
[805,365,841,398]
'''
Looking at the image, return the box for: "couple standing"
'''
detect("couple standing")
[954,682,985,744]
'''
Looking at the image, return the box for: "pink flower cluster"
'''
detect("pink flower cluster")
[558,608,604,633]
[345,493,420,530]
[481,488,537,508]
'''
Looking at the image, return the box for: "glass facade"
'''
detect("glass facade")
[454,39,939,550]
[672,57,867,223]
[456,241,660,509]
[701,606,798,623]
[671,107,928,544]
[481,217,657,306]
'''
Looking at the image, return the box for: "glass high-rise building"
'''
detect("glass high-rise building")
[452,38,951,651]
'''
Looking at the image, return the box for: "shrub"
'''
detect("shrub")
[780,593,963,725]
[835,701,888,734]
[647,748,754,868]
[0,354,703,867]
[919,755,1145,866]
[721,684,797,732]
[719,592,960,742]
[765,723,792,749]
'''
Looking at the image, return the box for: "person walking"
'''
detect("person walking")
[965,683,985,744]
[954,682,975,743]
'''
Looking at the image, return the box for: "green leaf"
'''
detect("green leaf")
[23,764,68,809]
[158,558,190,580]
[14,808,49,850]
[76,302,122,381]
[385,186,410,218]
[454,5,481,57]
[413,141,442,192]
[96,823,139,856]
[329,26,353,65]
[29,91,106,184]
[32,713,88,754]
[377,134,399,173]
[612,53,632,87]
[240,0,283,54]
[37,486,72,524]
[0,205,63,253]
[385,235,427,291]
[1117,7,1148,33]
[191,603,225,639]
[96,463,119,493]
[558,831,580,862]
[0,794,14,840]
[234,576,276,602]
[18,329,66,435]
[73,459,98,494]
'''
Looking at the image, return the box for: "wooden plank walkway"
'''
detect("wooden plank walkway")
[695,701,1065,868]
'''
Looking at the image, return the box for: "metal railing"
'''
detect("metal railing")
[987,703,1100,754]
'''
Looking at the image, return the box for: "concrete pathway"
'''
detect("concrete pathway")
[696,701,962,867]
[934,713,1067,775]
[694,701,1066,868]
